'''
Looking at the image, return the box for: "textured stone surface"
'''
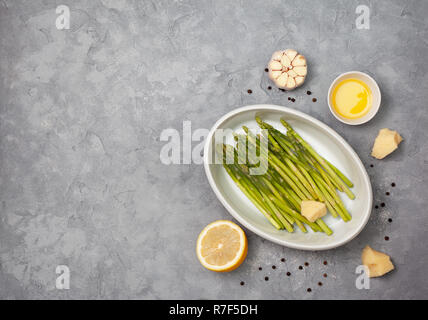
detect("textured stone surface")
[1,0,427,299]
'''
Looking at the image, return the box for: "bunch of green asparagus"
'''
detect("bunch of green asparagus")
[217,116,355,235]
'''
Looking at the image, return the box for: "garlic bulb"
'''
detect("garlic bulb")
[268,49,307,90]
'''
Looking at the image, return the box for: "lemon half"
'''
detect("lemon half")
[196,220,248,272]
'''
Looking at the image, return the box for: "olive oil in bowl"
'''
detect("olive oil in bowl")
[331,78,372,119]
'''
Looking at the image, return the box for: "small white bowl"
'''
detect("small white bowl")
[327,71,381,125]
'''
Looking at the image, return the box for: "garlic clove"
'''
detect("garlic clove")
[280,55,291,68]
[286,76,296,90]
[294,66,307,76]
[285,49,298,61]
[269,60,282,71]
[270,70,282,80]
[276,73,289,88]
[287,69,298,78]
[295,76,305,86]
[292,54,306,67]
[271,51,283,61]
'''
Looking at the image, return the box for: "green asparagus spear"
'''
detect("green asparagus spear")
[281,118,355,199]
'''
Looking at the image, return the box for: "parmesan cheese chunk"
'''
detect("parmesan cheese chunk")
[371,128,403,159]
[362,246,394,278]
[301,200,327,223]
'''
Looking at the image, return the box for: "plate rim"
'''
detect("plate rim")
[203,104,372,251]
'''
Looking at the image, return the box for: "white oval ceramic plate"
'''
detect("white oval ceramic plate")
[203,105,372,250]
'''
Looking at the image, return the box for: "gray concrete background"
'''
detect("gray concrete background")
[0,0,427,299]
